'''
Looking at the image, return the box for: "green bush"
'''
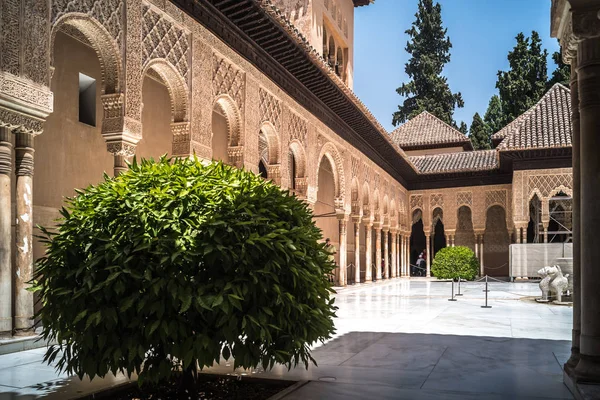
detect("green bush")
[33,157,337,385]
[431,246,479,280]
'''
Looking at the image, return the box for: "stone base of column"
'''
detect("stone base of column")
[565,329,582,376]
[574,354,600,385]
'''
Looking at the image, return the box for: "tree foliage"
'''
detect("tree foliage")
[546,45,570,90]
[431,246,479,281]
[483,95,504,137]
[469,113,490,150]
[496,31,548,125]
[392,0,463,127]
[458,121,468,136]
[33,157,337,386]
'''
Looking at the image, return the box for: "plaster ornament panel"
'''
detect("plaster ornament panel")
[351,156,360,178]
[485,189,507,210]
[0,107,44,135]
[374,173,380,190]
[125,0,143,122]
[288,111,307,144]
[142,3,190,83]
[430,193,444,209]
[1,0,21,76]
[0,73,53,115]
[410,194,423,211]
[259,89,282,131]
[106,141,136,156]
[52,0,124,45]
[23,0,51,84]
[363,165,370,183]
[528,173,573,198]
[213,53,245,112]
[456,191,473,207]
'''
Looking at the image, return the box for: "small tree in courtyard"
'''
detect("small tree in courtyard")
[32,157,337,387]
[431,246,479,281]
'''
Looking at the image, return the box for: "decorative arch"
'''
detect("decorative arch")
[412,208,423,225]
[362,182,371,219]
[373,189,381,223]
[213,95,242,147]
[143,59,188,123]
[259,122,280,165]
[316,142,345,201]
[549,186,573,198]
[390,199,397,227]
[351,178,360,216]
[527,188,544,203]
[432,207,443,228]
[51,14,122,94]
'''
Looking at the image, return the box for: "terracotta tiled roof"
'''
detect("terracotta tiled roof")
[409,150,498,174]
[497,84,571,150]
[390,111,472,150]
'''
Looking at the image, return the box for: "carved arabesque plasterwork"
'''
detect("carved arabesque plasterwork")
[351,156,360,178]
[456,191,472,207]
[52,0,124,44]
[213,53,245,112]
[410,194,423,211]
[142,3,190,84]
[288,111,307,145]
[0,73,53,115]
[259,88,281,131]
[430,193,443,209]
[485,189,507,210]
[529,173,573,198]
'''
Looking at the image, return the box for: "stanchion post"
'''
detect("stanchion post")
[481,275,492,308]
[456,276,463,296]
[448,279,457,301]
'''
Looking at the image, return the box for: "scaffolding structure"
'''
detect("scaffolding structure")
[529,195,572,243]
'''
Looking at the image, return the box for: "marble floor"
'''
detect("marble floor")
[0,279,574,399]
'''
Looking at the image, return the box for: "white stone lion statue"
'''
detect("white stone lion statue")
[537,265,570,303]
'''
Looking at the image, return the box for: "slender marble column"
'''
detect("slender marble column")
[338,217,348,287]
[404,235,409,276]
[14,130,34,332]
[365,223,373,282]
[0,128,12,333]
[543,225,549,244]
[353,217,361,284]
[375,225,382,280]
[475,234,479,258]
[425,233,431,277]
[575,36,600,382]
[516,227,522,244]
[566,59,581,375]
[114,154,128,176]
[383,228,389,279]
[451,236,455,247]
[391,231,397,278]
[480,235,485,276]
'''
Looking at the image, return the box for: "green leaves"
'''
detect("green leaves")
[431,246,479,281]
[392,0,463,127]
[32,156,336,387]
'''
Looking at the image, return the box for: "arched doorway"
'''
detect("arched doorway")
[548,191,572,243]
[484,205,510,276]
[410,209,426,276]
[211,96,241,164]
[432,208,446,258]
[455,206,475,251]
[258,160,268,179]
[315,156,339,279]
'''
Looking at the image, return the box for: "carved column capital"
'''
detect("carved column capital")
[266,164,282,186]
[14,130,34,177]
[107,141,137,157]
[0,128,12,176]
[227,146,244,168]
[572,7,600,39]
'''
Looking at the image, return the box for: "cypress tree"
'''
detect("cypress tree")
[392,0,463,127]
[546,45,570,90]
[469,113,490,150]
[458,121,468,135]
[483,95,503,135]
[496,31,548,125]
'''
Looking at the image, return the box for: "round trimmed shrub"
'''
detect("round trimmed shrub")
[431,246,479,281]
[33,157,337,385]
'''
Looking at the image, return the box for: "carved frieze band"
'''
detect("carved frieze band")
[0,72,53,115]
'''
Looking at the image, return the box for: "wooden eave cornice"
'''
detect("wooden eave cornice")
[172,0,415,186]
[402,140,473,152]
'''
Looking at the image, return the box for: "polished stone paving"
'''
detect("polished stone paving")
[0,279,573,399]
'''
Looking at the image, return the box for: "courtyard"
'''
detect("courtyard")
[0,279,573,399]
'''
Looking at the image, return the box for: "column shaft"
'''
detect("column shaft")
[365,224,373,282]
[391,232,397,278]
[354,221,361,284]
[480,235,485,276]
[426,234,431,277]
[375,227,382,280]
[575,37,600,381]
[0,128,12,333]
[383,229,389,279]
[566,59,581,373]
[14,131,34,332]
[338,218,347,286]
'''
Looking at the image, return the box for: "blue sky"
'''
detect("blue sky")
[354,0,560,132]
